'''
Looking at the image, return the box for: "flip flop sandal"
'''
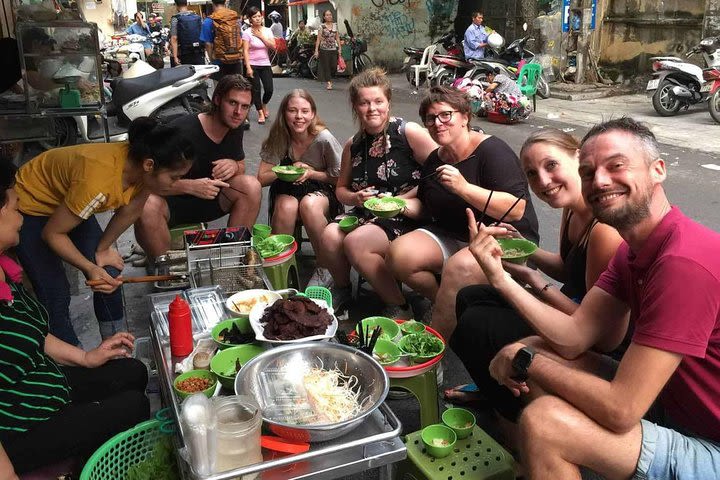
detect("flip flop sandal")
[443,383,490,408]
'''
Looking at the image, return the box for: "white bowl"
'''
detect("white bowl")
[225,289,282,317]
[249,297,337,344]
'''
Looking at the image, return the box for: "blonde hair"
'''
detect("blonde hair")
[348,67,392,125]
[260,89,326,162]
[519,129,579,163]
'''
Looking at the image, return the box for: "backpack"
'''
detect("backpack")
[175,12,202,54]
[209,8,243,64]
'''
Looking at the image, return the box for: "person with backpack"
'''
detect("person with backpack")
[171,0,204,66]
[200,0,244,80]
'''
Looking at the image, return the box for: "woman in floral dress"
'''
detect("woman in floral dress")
[319,68,437,315]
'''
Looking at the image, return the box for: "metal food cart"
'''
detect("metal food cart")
[149,310,407,479]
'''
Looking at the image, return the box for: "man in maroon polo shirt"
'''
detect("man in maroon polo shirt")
[466,117,720,479]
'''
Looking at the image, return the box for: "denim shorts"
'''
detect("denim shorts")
[633,419,720,479]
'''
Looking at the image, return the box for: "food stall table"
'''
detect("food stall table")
[149,311,407,479]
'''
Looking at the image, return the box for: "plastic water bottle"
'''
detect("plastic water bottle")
[169,295,193,357]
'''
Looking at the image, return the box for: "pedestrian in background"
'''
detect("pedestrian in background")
[314,9,339,90]
[243,6,276,124]
[171,0,204,66]
[126,12,153,58]
[201,0,244,81]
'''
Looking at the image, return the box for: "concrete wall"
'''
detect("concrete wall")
[343,0,457,70]
[79,0,116,37]
[705,0,720,37]
[598,0,705,72]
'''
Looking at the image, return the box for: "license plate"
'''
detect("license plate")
[646,79,660,90]
[700,83,712,92]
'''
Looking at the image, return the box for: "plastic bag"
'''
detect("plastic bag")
[337,55,346,73]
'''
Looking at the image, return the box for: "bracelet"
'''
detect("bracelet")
[538,282,554,294]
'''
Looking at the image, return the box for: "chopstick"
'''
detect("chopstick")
[491,193,526,227]
[476,190,494,227]
[86,274,184,286]
[419,170,440,181]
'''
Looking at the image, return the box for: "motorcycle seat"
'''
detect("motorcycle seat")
[483,57,511,66]
[112,66,195,109]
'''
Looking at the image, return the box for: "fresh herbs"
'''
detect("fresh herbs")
[255,236,286,258]
[126,437,179,480]
[399,333,444,357]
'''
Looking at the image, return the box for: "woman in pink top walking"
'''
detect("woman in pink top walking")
[243,6,276,124]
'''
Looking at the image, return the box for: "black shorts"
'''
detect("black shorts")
[166,195,227,227]
[178,51,206,66]
[211,62,244,81]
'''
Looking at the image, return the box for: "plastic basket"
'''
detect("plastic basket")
[304,286,333,306]
[80,419,169,480]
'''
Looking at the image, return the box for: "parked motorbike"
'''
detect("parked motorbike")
[647,35,720,116]
[706,66,720,124]
[150,28,169,58]
[478,25,550,98]
[402,31,461,86]
[283,38,315,78]
[43,62,218,148]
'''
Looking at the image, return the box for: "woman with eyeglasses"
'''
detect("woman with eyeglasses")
[319,68,437,315]
[387,86,539,341]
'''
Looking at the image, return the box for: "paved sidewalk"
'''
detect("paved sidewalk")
[537,94,720,155]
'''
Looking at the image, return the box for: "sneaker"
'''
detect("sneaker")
[331,286,353,311]
[307,267,333,288]
[382,304,413,320]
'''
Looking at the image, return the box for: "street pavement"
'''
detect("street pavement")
[66,73,719,478]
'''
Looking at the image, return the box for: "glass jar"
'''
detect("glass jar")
[212,395,263,478]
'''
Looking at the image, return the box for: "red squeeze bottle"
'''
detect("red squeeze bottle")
[169,295,193,357]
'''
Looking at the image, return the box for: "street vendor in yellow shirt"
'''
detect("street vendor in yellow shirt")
[14,117,194,346]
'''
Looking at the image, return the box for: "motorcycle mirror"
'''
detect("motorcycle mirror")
[523,22,528,32]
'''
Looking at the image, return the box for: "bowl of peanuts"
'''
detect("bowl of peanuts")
[173,369,218,400]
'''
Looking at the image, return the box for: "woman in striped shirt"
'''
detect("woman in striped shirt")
[0,160,149,477]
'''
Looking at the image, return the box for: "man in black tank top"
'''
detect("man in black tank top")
[134,75,262,257]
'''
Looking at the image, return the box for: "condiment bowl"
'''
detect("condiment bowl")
[173,369,217,400]
[442,407,476,439]
[211,318,254,350]
[338,216,359,233]
[357,316,401,342]
[421,424,457,458]
[211,344,267,389]
[372,338,402,366]
[399,320,426,335]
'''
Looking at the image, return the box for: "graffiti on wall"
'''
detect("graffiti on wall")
[355,5,418,42]
[425,0,455,37]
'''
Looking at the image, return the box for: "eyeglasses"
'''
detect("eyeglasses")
[423,110,459,127]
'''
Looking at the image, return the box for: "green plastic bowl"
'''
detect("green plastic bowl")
[270,234,295,247]
[442,407,476,439]
[211,318,253,350]
[173,369,217,400]
[496,237,538,264]
[338,216,359,233]
[421,424,457,458]
[255,236,287,258]
[210,344,267,389]
[372,338,402,365]
[272,165,306,182]
[399,320,426,335]
[363,197,406,218]
[357,316,401,342]
[398,333,445,363]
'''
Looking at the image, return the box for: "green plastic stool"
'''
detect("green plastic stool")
[389,366,440,428]
[169,223,204,250]
[396,425,515,480]
[263,254,301,290]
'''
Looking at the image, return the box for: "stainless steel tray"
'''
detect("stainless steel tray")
[149,322,405,480]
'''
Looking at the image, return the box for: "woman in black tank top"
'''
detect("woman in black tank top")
[449,129,623,423]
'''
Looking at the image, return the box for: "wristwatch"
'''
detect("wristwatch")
[510,346,536,382]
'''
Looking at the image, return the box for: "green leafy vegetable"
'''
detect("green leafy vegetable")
[256,237,286,258]
[126,437,178,480]
[401,333,444,357]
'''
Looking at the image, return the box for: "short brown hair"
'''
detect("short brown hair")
[348,67,392,122]
[419,86,471,130]
[581,117,660,165]
[211,74,252,114]
[472,11,484,18]
[520,129,579,163]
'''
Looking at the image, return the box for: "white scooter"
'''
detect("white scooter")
[44,61,218,147]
